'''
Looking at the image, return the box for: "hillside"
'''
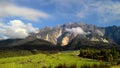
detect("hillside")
[0,51,106,68]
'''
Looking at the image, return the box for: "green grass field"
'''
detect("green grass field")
[0,51,106,68]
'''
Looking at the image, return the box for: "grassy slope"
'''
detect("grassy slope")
[112,66,120,68]
[0,51,101,68]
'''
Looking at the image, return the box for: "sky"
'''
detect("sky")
[0,0,120,39]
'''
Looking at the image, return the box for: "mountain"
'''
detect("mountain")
[0,22,120,51]
[105,26,120,45]
[33,22,112,46]
[65,35,116,50]
[35,26,62,45]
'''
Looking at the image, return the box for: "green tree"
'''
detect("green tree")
[111,48,119,61]
[108,54,113,62]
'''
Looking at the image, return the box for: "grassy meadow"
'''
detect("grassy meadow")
[0,51,103,68]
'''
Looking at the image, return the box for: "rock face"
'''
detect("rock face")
[105,26,120,45]
[32,22,112,46]
[57,32,78,46]
[35,26,62,45]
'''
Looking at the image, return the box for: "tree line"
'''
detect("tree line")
[79,48,120,64]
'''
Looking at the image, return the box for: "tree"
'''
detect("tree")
[108,54,113,62]
[111,48,119,61]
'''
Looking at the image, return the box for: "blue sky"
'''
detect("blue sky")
[0,0,120,28]
[0,0,120,39]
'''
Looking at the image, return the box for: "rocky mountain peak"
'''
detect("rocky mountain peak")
[30,22,112,46]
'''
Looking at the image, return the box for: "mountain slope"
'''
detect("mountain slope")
[66,36,116,50]
[33,22,111,46]
[105,26,120,45]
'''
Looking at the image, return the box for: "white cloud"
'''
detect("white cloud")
[0,2,50,21]
[96,2,120,22]
[0,20,38,39]
[65,27,86,34]
[76,0,120,23]
[0,0,119,23]
[76,5,88,18]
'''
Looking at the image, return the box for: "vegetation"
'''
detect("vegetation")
[0,49,60,58]
[0,39,119,68]
[79,48,120,65]
[55,63,110,68]
[0,48,119,68]
[0,39,62,58]
[0,51,103,68]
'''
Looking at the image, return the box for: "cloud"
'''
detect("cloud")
[0,20,38,39]
[76,6,88,18]
[0,1,51,21]
[48,0,120,23]
[65,27,86,34]
[96,2,120,22]
[76,0,120,22]
[0,0,119,24]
